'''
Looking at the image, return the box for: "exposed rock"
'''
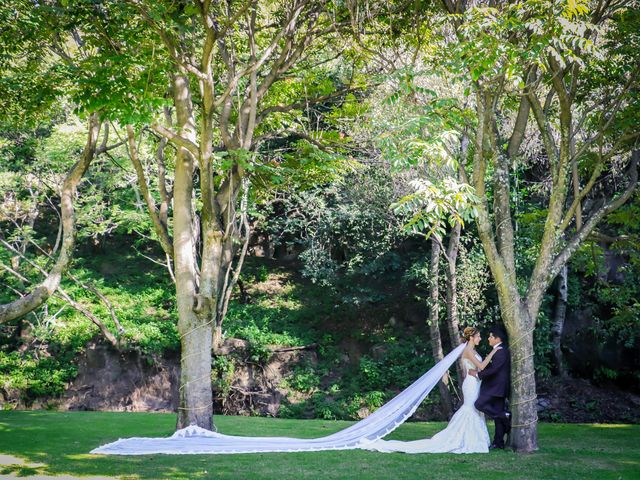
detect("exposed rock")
[214,337,250,355]
[537,376,640,423]
[61,342,179,412]
[536,397,551,412]
[357,407,370,419]
[38,338,317,417]
[217,346,317,416]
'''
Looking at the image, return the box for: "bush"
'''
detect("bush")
[0,351,77,401]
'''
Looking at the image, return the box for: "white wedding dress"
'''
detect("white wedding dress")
[92,343,491,455]
[363,354,490,454]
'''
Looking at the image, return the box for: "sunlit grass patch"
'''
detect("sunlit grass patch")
[0,411,637,479]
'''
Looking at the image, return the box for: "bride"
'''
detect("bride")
[91,327,499,456]
[363,327,499,454]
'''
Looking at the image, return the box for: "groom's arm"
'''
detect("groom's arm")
[477,349,508,380]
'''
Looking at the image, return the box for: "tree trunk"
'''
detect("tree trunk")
[551,265,568,377]
[505,302,538,453]
[479,212,539,452]
[428,239,454,418]
[444,221,465,384]
[172,75,213,430]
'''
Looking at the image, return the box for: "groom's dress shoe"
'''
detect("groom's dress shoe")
[489,443,504,450]
[504,413,512,434]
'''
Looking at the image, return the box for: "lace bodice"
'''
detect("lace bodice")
[462,352,482,374]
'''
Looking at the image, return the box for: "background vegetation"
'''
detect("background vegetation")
[0,1,638,449]
[1,111,638,420]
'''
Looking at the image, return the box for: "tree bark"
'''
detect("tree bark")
[428,239,454,418]
[551,266,568,377]
[0,113,101,323]
[444,223,461,347]
[444,221,465,384]
[507,302,538,452]
[172,75,213,430]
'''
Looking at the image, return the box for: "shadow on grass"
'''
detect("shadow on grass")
[0,411,639,480]
[0,464,42,477]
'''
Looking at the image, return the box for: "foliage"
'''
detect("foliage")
[532,299,555,379]
[393,177,478,239]
[211,355,236,398]
[261,164,408,286]
[562,194,640,386]
[455,241,492,326]
[281,362,322,394]
[0,351,77,401]
[356,338,435,392]
[359,71,478,240]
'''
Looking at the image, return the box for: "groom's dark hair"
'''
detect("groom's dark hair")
[489,326,508,345]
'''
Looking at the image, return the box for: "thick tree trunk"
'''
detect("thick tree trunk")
[471,93,539,452]
[0,113,100,323]
[428,239,454,418]
[551,265,568,377]
[482,242,539,452]
[505,302,538,453]
[479,216,539,452]
[172,75,213,430]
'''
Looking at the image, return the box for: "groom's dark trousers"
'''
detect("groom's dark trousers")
[475,347,511,448]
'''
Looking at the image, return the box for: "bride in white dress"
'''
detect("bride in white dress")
[91,328,496,456]
[364,327,499,454]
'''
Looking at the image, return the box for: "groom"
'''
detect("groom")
[469,326,511,449]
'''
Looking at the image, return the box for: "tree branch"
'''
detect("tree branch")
[0,244,120,349]
[256,86,358,125]
[0,113,101,323]
[527,90,559,168]
[151,123,200,159]
[507,96,530,159]
[126,125,174,257]
[549,151,638,282]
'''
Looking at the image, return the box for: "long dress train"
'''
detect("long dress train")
[363,355,490,454]
[91,344,477,455]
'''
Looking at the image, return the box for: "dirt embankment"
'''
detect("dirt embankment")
[4,340,638,424]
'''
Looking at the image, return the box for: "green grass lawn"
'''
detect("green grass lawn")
[0,411,638,480]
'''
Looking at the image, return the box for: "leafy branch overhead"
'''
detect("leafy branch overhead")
[393,178,478,239]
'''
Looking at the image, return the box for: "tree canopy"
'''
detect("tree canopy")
[0,0,638,453]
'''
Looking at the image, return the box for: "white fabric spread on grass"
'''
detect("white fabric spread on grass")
[90,342,466,455]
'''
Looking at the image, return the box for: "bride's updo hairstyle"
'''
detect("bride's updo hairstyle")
[462,326,479,342]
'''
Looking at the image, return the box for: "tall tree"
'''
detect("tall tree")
[2,0,357,429]
[427,238,454,417]
[70,0,354,429]
[438,0,640,451]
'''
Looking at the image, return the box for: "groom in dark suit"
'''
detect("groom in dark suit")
[469,326,511,449]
